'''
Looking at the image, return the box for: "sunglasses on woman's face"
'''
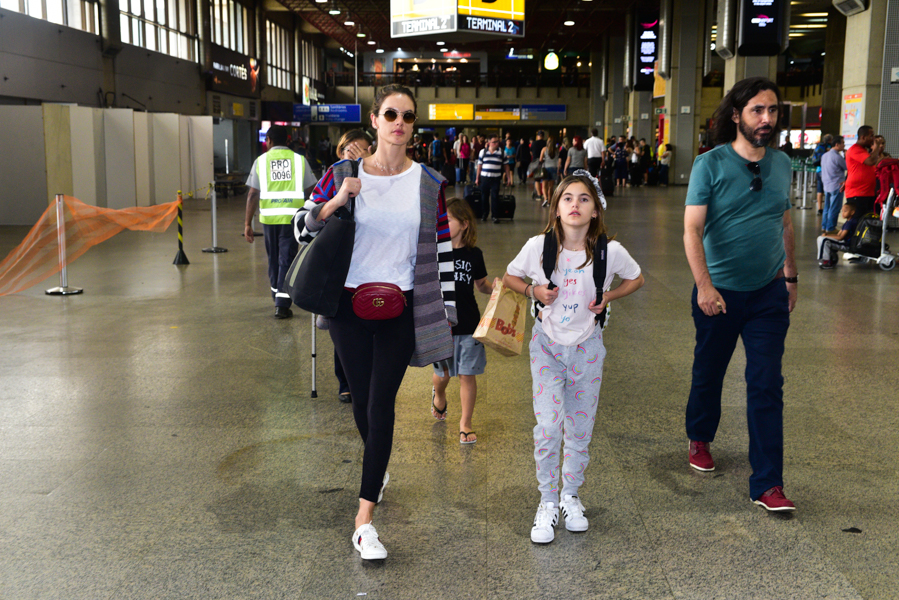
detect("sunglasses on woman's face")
[746,162,763,192]
[380,109,417,124]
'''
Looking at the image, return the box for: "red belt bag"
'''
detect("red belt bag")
[349,283,407,320]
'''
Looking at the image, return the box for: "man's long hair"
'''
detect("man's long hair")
[709,77,783,147]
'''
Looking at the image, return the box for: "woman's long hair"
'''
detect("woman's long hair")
[709,77,783,147]
[544,136,557,159]
[541,174,610,270]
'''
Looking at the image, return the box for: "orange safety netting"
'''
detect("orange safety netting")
[0,195,180,296]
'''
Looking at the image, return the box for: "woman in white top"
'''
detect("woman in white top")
[303,84,456,561]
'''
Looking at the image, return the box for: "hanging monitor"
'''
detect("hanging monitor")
[736,0,790,56]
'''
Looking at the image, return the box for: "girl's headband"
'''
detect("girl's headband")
[571,169,607,210]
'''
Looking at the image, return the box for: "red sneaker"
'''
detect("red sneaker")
[753,486,796,512]
[689,440,715,472]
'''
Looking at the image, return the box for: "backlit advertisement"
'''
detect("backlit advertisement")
[208,45,261,98]
[737,0,789,56]
[634,13,659,92]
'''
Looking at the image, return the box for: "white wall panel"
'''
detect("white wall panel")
[104,109,137,209]
[69,106,102,207]
[152,113,182,206]
[188,116,214,194]
[0,106,47,225]
[133,112,153,208]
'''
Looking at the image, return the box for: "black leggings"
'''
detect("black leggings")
[329,288,415,502]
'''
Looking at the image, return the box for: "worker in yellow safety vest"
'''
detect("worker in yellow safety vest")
[245,125,317,319]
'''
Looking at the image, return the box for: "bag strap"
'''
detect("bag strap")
[537,229,608,327]
[332,159,359,220]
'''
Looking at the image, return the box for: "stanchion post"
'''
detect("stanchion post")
[311,313,318,398]
[46,194,83,295]
[203,184,227,253]
[173,191,190,265]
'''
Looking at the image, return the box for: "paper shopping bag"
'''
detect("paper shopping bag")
[473,278,527,356]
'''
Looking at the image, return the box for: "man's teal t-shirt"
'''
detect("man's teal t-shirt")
[685,144,791,291]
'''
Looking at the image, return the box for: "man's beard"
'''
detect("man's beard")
[739,118,774,148]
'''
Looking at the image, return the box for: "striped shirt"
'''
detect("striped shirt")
[477,149,504,177]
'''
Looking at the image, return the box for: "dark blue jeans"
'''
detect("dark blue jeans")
[263,223,298,308]
[479,176,501,219]
[686,277,790,500]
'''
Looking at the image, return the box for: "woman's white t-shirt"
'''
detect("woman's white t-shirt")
[506,234,642,346]
[345,162,422,290]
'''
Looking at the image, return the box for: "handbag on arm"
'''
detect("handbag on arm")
[284,161,358,317]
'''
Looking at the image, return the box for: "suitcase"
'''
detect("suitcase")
[441,163,456,186]
[465,187,483,219]
[495,186,516,220]
[600,166,615,198]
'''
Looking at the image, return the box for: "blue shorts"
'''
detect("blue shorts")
[433,334,487,377]
[816,175,824,194]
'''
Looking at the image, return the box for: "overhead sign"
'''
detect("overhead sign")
[428,104,474,120]
[208,44,261,98]
[520,104,566,121]
[737,0,789,56]
[293,104,362,123]
[390,0,524,39]
[391,0,457,38]
[475,104,520,120]
[633,13,659,92]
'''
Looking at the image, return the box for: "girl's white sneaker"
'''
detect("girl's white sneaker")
[352,523,387,560]
[560,495,589,532]
[530,502,559,544]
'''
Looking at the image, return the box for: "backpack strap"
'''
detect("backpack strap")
[533,231,558,315]
[593,234,608,328]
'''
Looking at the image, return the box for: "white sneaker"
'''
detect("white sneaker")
[530,502,559,544]
[560,495,589,532]
[352,523,388,560]
[377,472,389,504]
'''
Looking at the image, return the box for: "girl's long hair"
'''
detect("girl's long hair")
[541,174,610,270]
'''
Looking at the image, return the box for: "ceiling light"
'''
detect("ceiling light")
[315,0,326,3]
[357,32,366,37]
[328,2,340,15]
[791,23,826,28]
[436,41,445,45]
[544,51,560,71]
[367,39,376,45]
[344,18,355,26]
[576,61,582,67]
[799,12,828,16]
[788,32,805,37]
[461,58,467,63]
[376,48,384,53]
[431,58,436,63]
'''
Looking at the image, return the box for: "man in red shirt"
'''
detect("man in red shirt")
[845,125,884,215]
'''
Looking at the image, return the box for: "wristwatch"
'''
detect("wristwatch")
[784,275,798,283]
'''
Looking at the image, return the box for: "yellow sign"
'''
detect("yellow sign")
[475,105,520,121]
[232,103,244,117]
[391,0,457,37]
[428,104,474,120]
[457,0,524,19]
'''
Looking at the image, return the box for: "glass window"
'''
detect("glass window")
[121,0,197,61]
[267,20,293,91]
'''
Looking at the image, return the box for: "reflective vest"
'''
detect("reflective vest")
[257,148,306,225]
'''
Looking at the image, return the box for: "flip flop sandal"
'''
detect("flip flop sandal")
[460,431,477,444]
[431,387,447,421]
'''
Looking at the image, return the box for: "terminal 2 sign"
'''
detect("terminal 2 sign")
[390,0,524,39]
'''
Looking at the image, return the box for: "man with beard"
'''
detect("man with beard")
[683,77,798,512]
[844,125,884,217]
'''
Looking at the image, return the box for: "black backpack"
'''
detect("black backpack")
[849,212,883,257]
[536,230,609,328]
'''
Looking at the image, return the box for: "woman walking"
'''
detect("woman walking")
[301,84,457,561]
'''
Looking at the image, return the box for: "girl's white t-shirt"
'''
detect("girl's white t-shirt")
[506,234,642,346]
[345,162,422,290]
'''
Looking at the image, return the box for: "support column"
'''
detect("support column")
[629,92,653,143]
[664,0,706,184]
[608,38,627,137]
[590,50,607,136]
[820,7,847,136]
[842,0,888,138]
[723,56,777,92]
[877,0,899,156]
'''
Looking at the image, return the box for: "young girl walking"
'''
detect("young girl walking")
[431,198,493,444]
[503,171,644,544]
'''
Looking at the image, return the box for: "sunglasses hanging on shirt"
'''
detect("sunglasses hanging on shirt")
[746,162,763,192]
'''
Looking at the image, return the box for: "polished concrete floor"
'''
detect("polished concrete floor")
[1,180,898,600]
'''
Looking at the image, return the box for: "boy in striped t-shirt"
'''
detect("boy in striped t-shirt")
[476,135,505,223]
